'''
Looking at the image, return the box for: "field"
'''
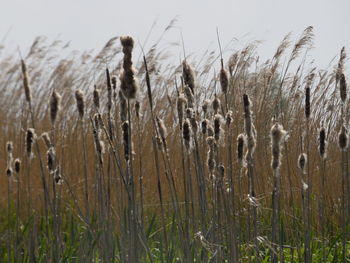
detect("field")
[0,26,350,262]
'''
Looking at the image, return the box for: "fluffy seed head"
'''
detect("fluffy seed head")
[202,99,210,116]
[177,94,187,127]
[75,90,85,118]
[182,119,192,151]
[201,119,208,134]
[182,61,196,93]
[120,69,139,99]
[119,90,127,122]
[212,97,221,114]
[47,147,56,173]
[6,141,13,153]
[120,35,134,54]
[41,132,52,148]
[50,90,61,125]
[214,114,223,141]
[93,86,100,110]
[225,110,233,126]
[237,134,246,167]
[270,123,288,170]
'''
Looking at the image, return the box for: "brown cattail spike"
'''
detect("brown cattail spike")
[182,61,196,93]
[50,90,61,125]
[237,134,246,167]
[338,125,348,151]
[182,119,192,151]
[75,90,85,118]
[177,94,187,127]
[340,73,347,103]
[14,159,21,174]
[93,86,100,110]
[298,153,307,173]
[270,123,288,170]
[26,128,36,158]
[220,67,229,94]
[213,97,221,114]
[122,121,130,161]
[319,127,327,159]
[21,59,31,103]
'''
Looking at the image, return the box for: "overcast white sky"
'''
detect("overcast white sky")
[1,0,349,68]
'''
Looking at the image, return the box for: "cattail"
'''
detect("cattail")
[184,85,194,108]
[208,125,214,137]
[201,119,208,134]
[207,148,216,173]
[54,166,63,185]
[93,86,100,110]
[21,59,31,103]
[106,68,113,112]
[237,134,246,167]
[304,73,314,119]
[26,128,36,158]
[270,123,288,170]
[340,73,347,103]
[6,167,13,177]
[182,61,196,93]
[6,141,13,177]
[120,36,138,99]
[122,121,130,161]
[243,94,256,154]
[111,75,117,89]
[177,94,187,127]
[47,147,56,173]
[186,108,195,119]
[182,119,192,151]
[6,141,13,154]
[214,114,223,141]
[50,90,61,125]
[337,47,346,81]
[298,153,307,173]
[75,89,85,118]
[14,159,21,174]
[119,90,127,122]
[41,132,52,148]
[338,125,348,151]
[135,101,140,119]
[156,117,167,141]
[213,96,221,114]
[218,164,225,179]
[202,99,210,116]
[318,127,327,159]
[220,67,229,94]
[225,110,233,126]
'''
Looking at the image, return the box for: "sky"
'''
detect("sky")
[0,0,349,69]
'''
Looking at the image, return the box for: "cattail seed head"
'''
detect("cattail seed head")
[340,73,347,103]
[237,134,246,167]
[50,90,61,125]
[207,124,214,137]
[225,110,233,126]
[184,85,194,108]
[243,94,257,155]
[218,164,225,179]
[26,128,36,158]
[41,132,52,148]
[182,119,192,151]
[135,101,140,119]
[75,89,85,118]
[214,114,223,141]
[220,67,229,94]
[93,86,100,110]
[338,125,348,151]
[201,119,208,134]
[213,97,221,114]
[14,159,21,174]
[305,86,310,119]
[122,121,130,161]
[111,75,117,88]
[270,123,288,170]
[298,153,307,173]
[182,61,196,93]
[6,141,13,154]
[47,147,56,173]
[120,35,134,54]
[21,59,31,103]
[177,94,187,127]
[202,99,210,116]
[319,127,327,159]
[6,167,13,177]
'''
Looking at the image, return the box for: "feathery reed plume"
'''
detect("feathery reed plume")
[120,36,138,99]
[119,90,127,122]
[338,125,348,151]
[182,119,192,151]
[318,127,327,159]
[182,61,196,93]
[339,73,347,103]
[290,26,314,62]
[41,132,52,149]
[177,93,187,127]
[213,96,221,114]
[237,134,246,167]
[14,159,21,174]
[225,110,233,126]
[135,101,140,119]
[93,85,100,110]
[298,153,307,173]
[184,85,194,108]
[50,90,61,125]
[75,90,85,118]
[26,128,36,158]
[201,119,208,135]
[21,59,31,103]
[270,123,288,170]
[122,121,130,161]
[220,67,229,94]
